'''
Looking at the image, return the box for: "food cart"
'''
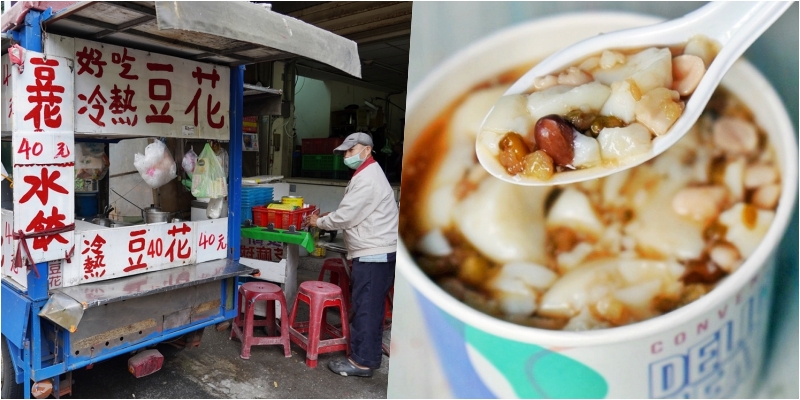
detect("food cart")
[0,2,360,398]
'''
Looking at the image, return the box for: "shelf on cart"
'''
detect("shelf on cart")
[52,259,254,309]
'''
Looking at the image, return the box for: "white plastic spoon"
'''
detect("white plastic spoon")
[476,1,791,186]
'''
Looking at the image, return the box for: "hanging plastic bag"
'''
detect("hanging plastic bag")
[191,143,227,198]
[182,146,198,173]
[206,197,226,219]
[214,146,229,177]
[133,140,177,189]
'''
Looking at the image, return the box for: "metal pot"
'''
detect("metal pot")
[141,205,161,220]
[144,210,173,224]
[90,217,114,227]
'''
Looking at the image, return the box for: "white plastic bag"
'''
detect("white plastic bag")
[133,140,177,189]
[206,197,226,219]
[182,146,198,173]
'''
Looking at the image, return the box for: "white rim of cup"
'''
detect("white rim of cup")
[399,11,799,347]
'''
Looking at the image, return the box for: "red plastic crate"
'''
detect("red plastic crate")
[252,205,317,230]
[301,138,345,154]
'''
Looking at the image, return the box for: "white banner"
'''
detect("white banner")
[11,51,75,265]
[72,38,230,139]
[62,218,228,287]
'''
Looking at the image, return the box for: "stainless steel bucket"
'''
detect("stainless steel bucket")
[144,210,172,224]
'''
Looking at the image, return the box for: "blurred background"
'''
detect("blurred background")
[392,2,798,398]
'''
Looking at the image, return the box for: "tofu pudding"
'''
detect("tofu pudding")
[402,69,781,331]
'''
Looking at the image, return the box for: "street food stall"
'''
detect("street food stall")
[0,2,360,398]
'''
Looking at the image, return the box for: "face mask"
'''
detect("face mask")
[344,147,366,169]
[343,147,366,170]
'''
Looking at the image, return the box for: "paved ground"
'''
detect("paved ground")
[68,253,391,399]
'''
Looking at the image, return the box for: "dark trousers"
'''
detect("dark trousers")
[348,253,396,369]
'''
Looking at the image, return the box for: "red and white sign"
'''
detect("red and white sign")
[195,218,228,263]
[62,218,229,287]
[1,209,25,288]
[72,39,229,138]
[11,53,74,133]
[11,51,75,265]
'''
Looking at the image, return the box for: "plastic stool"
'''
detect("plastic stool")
[383,285,394,330]
[318,258,351,307]
[288,281,350,368]
[230,281,291,359]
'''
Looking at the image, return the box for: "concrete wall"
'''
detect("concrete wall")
[294,77,331,141]
[108,138,154,220]
[293,76,407,146]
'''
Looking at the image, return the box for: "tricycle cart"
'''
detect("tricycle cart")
[0,2,360,398]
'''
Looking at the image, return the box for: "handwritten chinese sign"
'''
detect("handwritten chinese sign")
[11,51,75,266]
[62,218,228,287]
[73,39,229,138]
[1,209,25,288]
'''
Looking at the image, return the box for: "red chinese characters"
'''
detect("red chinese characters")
[20,167,68,205]
[186,67,224,128]
[55,141,71,159]
[109,84,138,126]
[82,234,107,279]
[75,47,106,78]
[111,48,138,80]
[165,223,192,262]
[24,58,65,131]
[217,234,227,250]
[125,229,148,272]
[146,63,174,124]
[25,206,68,251]
[77,84,108,127]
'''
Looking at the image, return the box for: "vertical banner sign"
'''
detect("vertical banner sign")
[1,209,24,286]
[11,51,75,271]
[1,54,12,132]
[72,39,229,138]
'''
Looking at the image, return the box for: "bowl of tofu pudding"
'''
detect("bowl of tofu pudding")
[398,12,797,398]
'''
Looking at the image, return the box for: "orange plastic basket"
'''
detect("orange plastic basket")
[252,205,317,230]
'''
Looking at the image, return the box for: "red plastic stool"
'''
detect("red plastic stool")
[318,258,351,307]
[230,281,291,359]
[383,285,394,330]
[288,281,350,368]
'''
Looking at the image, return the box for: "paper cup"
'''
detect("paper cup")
[398,13,798,398]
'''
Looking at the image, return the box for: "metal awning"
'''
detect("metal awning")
[1,1,361,77]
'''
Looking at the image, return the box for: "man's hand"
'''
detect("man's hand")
[307,212,330,228]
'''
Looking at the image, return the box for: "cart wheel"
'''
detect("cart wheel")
[2,336,23,399]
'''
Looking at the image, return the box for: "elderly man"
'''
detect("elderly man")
[308,132,398,377]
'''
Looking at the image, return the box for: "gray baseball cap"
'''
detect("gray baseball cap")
[333,132,373,154]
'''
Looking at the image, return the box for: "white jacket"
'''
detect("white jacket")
[316,160,398,259]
